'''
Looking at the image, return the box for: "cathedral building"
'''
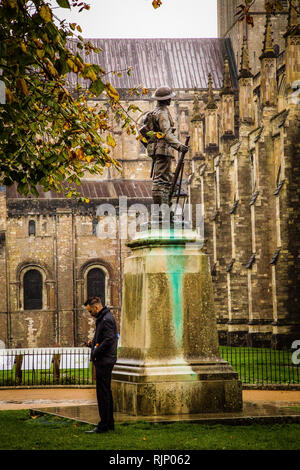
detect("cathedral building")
[0,0,299,348]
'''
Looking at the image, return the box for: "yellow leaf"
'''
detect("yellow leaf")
[84,198,90,204]
[20,41,27,53]
[44,58,58,77]
[40,5,52,23]
[36,49,45,59]
[76,148,85,160]
[156,132,165,139]
[85,68,97,82]
[107,135,116,148]
[106,82,119,102]
[16,78,29,96]
[75,57,85,72]
[67,58,74,70]
[76,25,82,32]
[5,87,13,104]
[142,88,149,95]
[8,0,17,8]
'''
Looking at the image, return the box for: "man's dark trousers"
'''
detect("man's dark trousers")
[95,364,114,429]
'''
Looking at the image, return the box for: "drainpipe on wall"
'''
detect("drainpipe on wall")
[54,212,59,344]
[5,232,11,348]
[118,209,123,310]
[72,210,77,346]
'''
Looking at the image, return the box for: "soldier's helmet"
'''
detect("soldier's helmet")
[151,86,176,101]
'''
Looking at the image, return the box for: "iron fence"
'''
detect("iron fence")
[220,346,300,385]
[0,346,299,387]
[0,348,95,387]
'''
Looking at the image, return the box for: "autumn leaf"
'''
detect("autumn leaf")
[20,41,27,53]
[76,147,85,160]
[156,132,165,139]
[107,135,116,148]
[85,67,97,82]
[106,82,120,102]
[40,5,52,23]
[152,0,162,9]
[16,78,29,96]
[5,87,13,104]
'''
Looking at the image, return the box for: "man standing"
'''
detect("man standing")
[84,296,118,434]
[140,86,189,207]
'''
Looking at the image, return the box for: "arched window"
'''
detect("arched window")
[87,268,106,305]
[24,269,43,310]
[28,220,36,236]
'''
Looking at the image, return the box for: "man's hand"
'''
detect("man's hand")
[178,143,189,153]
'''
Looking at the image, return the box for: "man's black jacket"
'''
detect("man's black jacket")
[91,306,118,366]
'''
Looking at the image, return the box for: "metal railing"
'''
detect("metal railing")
[0,348,95,387]
[220,346,300,385]
[0,346,299,387]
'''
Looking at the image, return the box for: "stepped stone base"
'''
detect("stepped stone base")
[112,228,243,416]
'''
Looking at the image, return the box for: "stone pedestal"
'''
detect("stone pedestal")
[112,228,242,415]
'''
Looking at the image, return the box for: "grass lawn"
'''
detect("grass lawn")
[0,410,300,450]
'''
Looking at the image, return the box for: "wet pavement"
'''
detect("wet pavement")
[1,388,300,425]
[31,401,300,426]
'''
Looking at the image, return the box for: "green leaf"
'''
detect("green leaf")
[89,78,105,97]
[56,0,71,8]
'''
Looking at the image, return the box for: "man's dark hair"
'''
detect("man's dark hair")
[84,296,103,307]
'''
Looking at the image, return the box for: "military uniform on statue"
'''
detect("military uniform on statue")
[139,86,189,225]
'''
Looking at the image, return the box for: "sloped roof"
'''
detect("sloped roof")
[67,38,237,91]
[6,180,152,200]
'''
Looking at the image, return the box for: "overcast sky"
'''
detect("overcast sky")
[53,0,218,38]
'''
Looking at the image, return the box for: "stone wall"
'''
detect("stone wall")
[192,6,300,347]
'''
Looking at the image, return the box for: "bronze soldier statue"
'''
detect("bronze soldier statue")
[139,86,189,207]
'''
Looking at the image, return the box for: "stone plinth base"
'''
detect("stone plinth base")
[113,228,242,416]
[112,360,242,416]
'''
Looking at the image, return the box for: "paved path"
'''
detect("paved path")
[0,388,300,411]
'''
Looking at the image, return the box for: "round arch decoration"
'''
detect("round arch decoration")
[79,259,114,307]
[17,261,54,311]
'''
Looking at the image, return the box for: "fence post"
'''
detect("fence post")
[15,355,23,385]
[53,354,60,383]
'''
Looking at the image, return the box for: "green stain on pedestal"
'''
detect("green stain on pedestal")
[166,246,185,346]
